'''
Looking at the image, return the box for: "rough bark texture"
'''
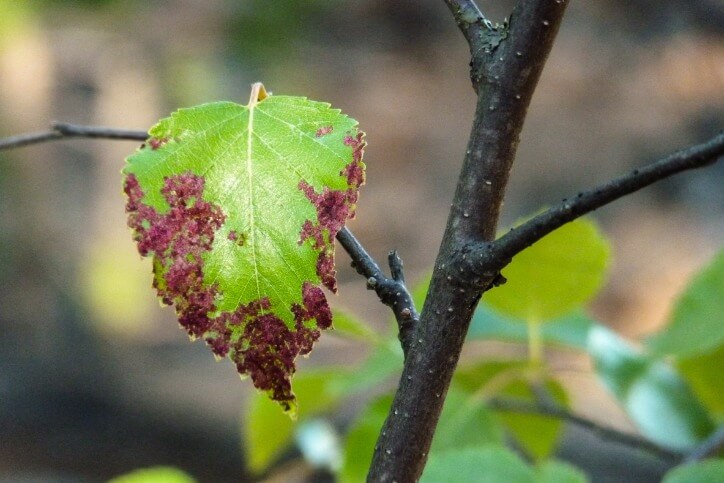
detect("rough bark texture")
[367,1,570,480]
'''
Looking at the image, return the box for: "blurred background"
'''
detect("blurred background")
[0,0,722,481]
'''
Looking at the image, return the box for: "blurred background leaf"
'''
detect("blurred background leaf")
[588,326,715,450]
[647,249,723,359]
[484,218,610,321]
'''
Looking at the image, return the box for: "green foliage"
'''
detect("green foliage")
[647,251,724,359]
[662,459,724,483]
[536,460,589,483]
[430,387,506,452]
[244,369,345,473]
[421,446,534,483]
[329,308,381,343]
[340,395,393,483]
[678,345,724,419]
[421,446,587,482]
[469,306,596,350]
[123,85,365,412]
[108,467,195,483]
[454,362,568,460]
[588,326,714,450]
[485,218,610,321]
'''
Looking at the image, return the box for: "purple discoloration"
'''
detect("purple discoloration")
[228,230,246,246]
[315,125,334,137]
[124,172,331,408]
[149,137,170,150]
[296,131,365,293]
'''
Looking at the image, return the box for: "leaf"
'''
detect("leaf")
[339,395,393,483]
[536,460,589,483]
[420,446,535,483]
[244,369,343,473]
[453,362,568,460]
[647,250,724,359]
[678,344,724,419]
[485,217,610,321]
[329,308,380,344]
[430,386,505,452]
[662,460,724,483]
[469,305,597,350]
[588,326,715,449]
[108,467,195,483]
[328,340,403,396]
[123,84,365,413]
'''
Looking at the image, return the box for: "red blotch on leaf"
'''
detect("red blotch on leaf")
[124,172,332,409]
[149,137,170,150]
[315,125,334,137]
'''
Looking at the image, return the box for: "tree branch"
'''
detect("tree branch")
[479,133,724,267]
[336,227,419,357]
[368,1,570,480]
[443,0,495,48]
[488,398,683,462]
[0,122,147,150]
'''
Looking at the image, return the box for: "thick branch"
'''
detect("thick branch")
[368,1,570,481]
[489,398,683,462]
[0,122,147,150]
[482,133,723,265]
[336,227,419,357]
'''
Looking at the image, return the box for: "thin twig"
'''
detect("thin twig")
[443,0,495,47]
[481,132,724,266]
[336,227,419,357]
[489,398,683,462]
[0,123,147,151]
[685,425,724,463]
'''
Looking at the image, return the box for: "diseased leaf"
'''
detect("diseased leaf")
[123,84,365,413]
[485,217,610,321]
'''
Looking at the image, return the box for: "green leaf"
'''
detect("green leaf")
[108,467,195,483]
[662,459,724,483]
[123,84,365,413]
[244,369,344,474]
[453,362,568,460]
[420,446,535,483]
[470,305,596,350]
[588,326,715,449]
[647,250,724,359]
[430,387,505,452]
[329,308,380,344]
[536,460,588,483]
[339,395,393,483]
[485,217,610,321]
[328,340,403,396]
[678,344,724,419]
